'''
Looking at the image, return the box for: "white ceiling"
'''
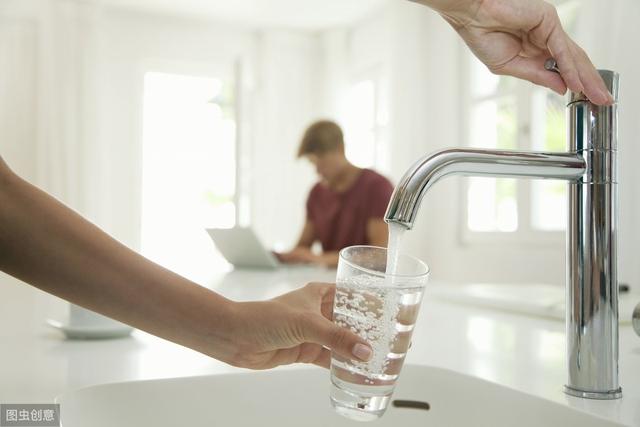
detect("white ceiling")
[91,0,392,30]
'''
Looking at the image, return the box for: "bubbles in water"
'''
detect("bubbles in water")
[334,275,418,380]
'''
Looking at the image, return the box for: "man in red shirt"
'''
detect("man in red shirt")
[277,120,394,268]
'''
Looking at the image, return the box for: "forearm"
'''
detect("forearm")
[0,161,238,361]
[295,220,315,248]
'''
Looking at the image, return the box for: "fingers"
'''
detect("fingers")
[303,281,335,299]
[568,40,613,105]
[492,54,567,95]
[312,347,332,369]
[494,45,612,106]
[276,251,293,263]
[299,312,373,363]
[298,282,337,319]
[282,343,332,370]
[527,4,582,93]
[521,3,612,105]
[533,5,611,105]
[545,26,583,94]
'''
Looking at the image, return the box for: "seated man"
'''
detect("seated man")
[277,120,394,268]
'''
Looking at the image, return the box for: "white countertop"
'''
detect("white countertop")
[1,267,639,426]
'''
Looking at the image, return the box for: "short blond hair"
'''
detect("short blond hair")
[297,120,344,158]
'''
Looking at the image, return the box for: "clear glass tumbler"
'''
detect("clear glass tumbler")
[329,245,430,421]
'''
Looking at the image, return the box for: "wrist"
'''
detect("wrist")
[191,294,244,363]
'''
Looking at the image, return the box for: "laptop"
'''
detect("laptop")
[206,226,281,269]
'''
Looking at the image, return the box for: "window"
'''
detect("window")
[467,72,519,232]
[531,90,568,230]
[141,70,236,282]
[342,70,390,173]
[465,1,579,236]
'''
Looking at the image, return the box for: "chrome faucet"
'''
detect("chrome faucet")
[385,69,621,399]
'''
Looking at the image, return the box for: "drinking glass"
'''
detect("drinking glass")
[329,245,429,421]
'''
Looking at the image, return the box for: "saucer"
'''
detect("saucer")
[46,319,134,340]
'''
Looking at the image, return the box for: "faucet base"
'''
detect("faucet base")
[564,385,622,400]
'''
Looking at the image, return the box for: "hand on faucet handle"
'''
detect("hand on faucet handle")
[411,0,614,105]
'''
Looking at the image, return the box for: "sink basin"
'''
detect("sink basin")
[56,365,623,426]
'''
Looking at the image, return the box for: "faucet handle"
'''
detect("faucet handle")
[544,58,561,73]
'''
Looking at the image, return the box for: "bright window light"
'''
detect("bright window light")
[531,90,567,231]
[467,67,519,232]
[141,71,236,283]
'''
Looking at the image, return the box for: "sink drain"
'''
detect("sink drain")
[392,400,431,411]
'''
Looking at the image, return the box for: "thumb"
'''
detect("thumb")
[301,314,373,363]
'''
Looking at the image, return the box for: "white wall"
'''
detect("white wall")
[248,30,319,249]
[0,0,87,206]
[0,12,37,183]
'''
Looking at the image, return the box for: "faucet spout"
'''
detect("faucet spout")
[384,148,585,229]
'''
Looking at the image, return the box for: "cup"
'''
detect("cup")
[329,245,429,421]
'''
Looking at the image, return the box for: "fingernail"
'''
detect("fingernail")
[352,343,373,361]
[597,89,610,104]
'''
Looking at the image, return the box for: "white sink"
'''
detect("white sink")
[56,365,624,426]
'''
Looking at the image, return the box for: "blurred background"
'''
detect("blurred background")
[1,0,639,304]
